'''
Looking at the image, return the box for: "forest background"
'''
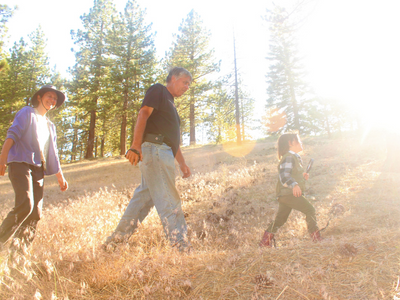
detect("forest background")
[0,0,399,162]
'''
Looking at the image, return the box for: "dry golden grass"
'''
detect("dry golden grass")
[1,133,400,299]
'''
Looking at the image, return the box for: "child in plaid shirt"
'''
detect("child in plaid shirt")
[260,133,322,247]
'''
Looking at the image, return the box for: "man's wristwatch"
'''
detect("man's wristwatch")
[125,148,141,159]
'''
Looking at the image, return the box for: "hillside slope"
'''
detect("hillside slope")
[1,134,399,299]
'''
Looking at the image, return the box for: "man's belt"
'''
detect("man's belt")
[143,133,172,148]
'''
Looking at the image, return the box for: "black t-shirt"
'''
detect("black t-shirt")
[141,83,180,156]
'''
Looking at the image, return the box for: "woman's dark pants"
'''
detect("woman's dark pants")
[0,162,44,248]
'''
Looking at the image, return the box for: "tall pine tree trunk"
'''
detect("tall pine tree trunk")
[101,136,105,157]
[130,108,140,146]
[120,93,128,155]
[71,128,77,161]
[288,73,300,133]
[94,136,98,158]
[189,90,196,145]
[240,96,245,141]
[80,141,83,160]
[85,96,98,159]
[234,37,242,145]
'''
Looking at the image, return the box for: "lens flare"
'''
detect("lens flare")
[222,140,257,158]
[262,108,286,133]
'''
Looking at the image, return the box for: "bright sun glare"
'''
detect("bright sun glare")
[299,0,400,136]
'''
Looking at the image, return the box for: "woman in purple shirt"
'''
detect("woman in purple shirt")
[0,85,68,252]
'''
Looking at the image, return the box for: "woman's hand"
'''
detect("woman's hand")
[0,139,14,176]
[58,177,68,191]
[56,171,68,191]
[0,154,7,176]
[303,172,309,180]
[0,162,6,176]
[293,184,302,197]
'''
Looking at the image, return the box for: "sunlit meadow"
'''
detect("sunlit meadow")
[1,133,400,299]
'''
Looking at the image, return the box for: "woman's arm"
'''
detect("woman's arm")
[0,138,14,176]
[55,170,68,191]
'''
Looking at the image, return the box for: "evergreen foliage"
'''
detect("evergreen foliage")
[264,6,310,134]
[204,77,235,143]
[0,1,364,165]
[108,0,158,154]
[69,0,117,159]
[164,10,220,145]
[0,27,51,142]
[0,4,14,69]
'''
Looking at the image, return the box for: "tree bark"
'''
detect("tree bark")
[85,96,98,159]
[120,94,128,155]
[189,90,196,145]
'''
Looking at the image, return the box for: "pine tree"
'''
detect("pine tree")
[306,97,354,137]
[69,0,116,159]
[0,4,15,70]
[47,69,69,161]
[264,5,309,134]
[0,5,15,139]
[24,27,51,105]
[164,10,220,145]
[108,0,158,155]
[204,77,235,143]
[0,28,51,141]
[0,39,28,127]
[239,88,255,141]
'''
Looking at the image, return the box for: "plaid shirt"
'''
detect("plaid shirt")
[279,151,303,188]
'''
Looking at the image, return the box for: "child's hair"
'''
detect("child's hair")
[277,133,300,160]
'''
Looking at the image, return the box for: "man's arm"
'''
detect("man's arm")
[0,138,14,176]
[175,147,191,178]
[126,105,154,166]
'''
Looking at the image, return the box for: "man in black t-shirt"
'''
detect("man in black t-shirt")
[104,67,192,251]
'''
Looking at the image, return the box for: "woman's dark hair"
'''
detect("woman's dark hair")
[31,90,47,108]
[277,133,299,160]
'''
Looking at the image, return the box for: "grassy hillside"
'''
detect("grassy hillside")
[1,134,399,299]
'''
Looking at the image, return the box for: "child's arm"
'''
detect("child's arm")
[279,155,297,187]
[279,155,300,196]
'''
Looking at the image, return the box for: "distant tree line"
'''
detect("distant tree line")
[262,5,357,136]
[0,1,355,163]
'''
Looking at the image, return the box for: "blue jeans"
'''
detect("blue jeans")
[107,142,188,248]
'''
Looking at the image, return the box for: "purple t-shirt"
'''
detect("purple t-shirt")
[141,83,181,156]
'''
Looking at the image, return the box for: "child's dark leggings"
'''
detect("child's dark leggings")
[267,194,318,234]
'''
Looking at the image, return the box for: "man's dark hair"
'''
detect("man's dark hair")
[166,67,192,83]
